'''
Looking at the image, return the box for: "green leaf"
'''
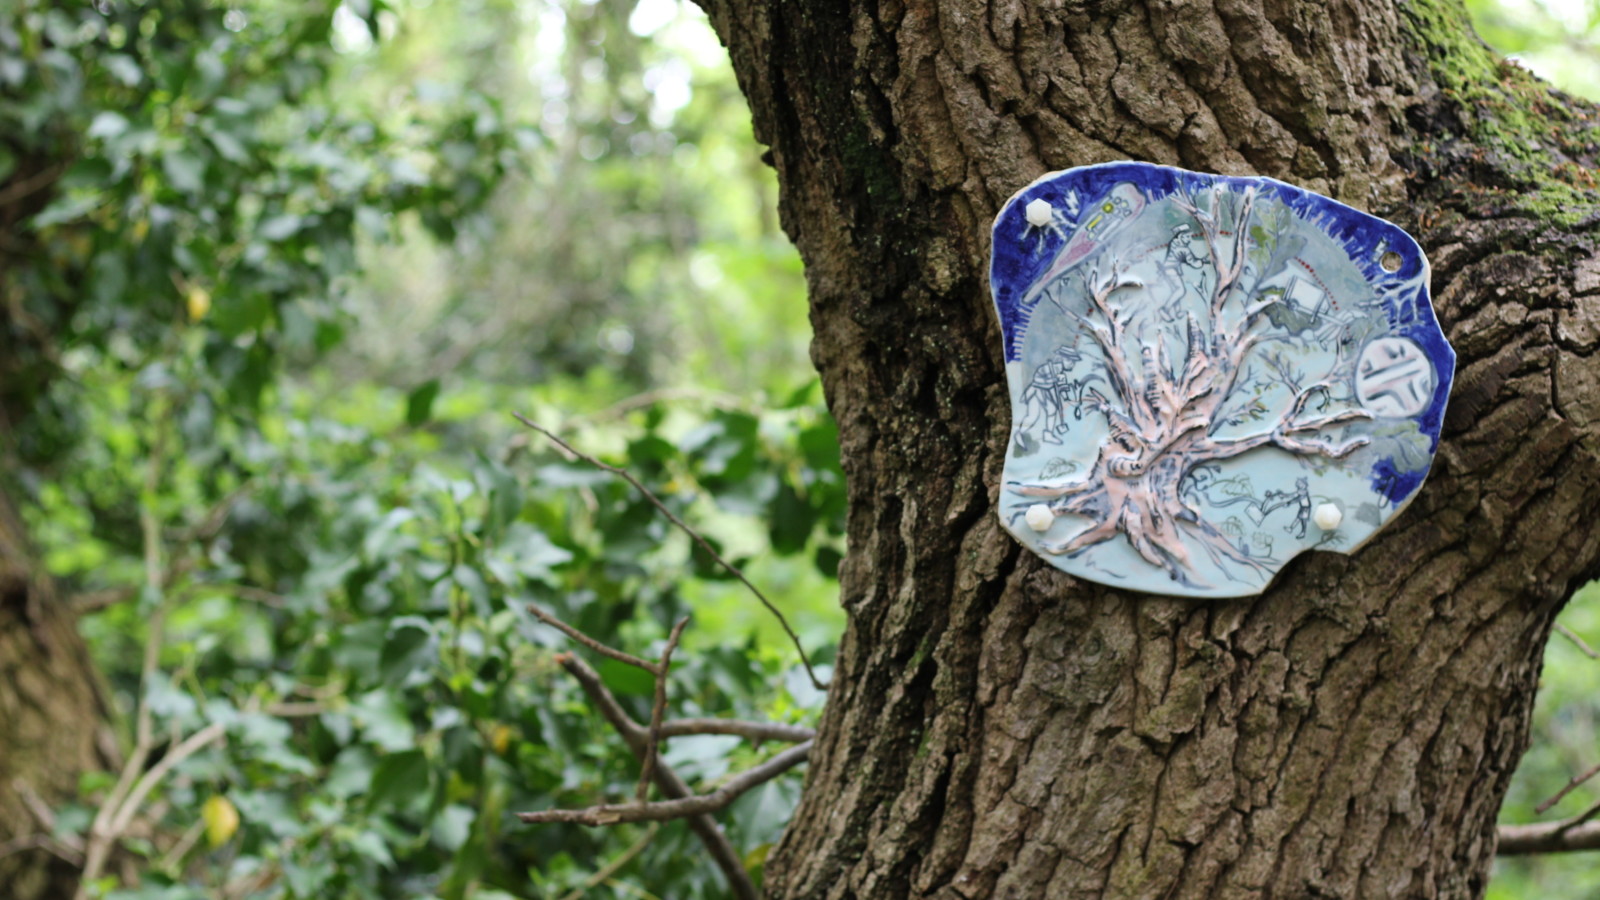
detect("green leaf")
[815,546,843,579]
[162,150,205,194]
[379,616,436,684]
[406,379,441,426]
[595,658,656,697]
[367,748,432,811]
[258,213,302,241]
[86,110,128,140]
[431,804,475,852]
[769,479,812,554]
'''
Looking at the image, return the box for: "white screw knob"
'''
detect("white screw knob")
[1025,503,1054,532]
[1313,503,1342,531]
[1024,199,1054,228]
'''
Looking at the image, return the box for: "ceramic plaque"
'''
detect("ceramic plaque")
[990,163,1453,598]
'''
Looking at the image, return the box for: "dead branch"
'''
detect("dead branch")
[1555,622,1599,659]
[1498,799,1600,854]
[518,740,813,826]
[549,653,760,900]
[636,617,690,802]
[558,823,661,900]
[512,412,828,692]
[656,718,814,742]
[528,604,660,673]
[1536,761,1600,815]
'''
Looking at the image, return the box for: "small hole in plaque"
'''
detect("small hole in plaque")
[1380,251,1402,273]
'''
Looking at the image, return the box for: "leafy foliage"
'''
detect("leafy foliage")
[4,0,840,897]
[48,361,841,899]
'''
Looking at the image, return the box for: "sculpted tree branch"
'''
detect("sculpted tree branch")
[1012,189,1372,587]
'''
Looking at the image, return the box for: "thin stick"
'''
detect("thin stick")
[108,722,228,837]
[551,654,759,900]
[1556,623,1599,659]
[557,823,661,900]
[0,833,83,866]
[528,604,659,673]
[513,412,827,691]
[1536,761,1600,815]
[520,740,813,826]
[158,817,206,872]
[78,431,171,899]
[657,718,815,743]
[1560,798,1600,834]
[636,618,690,802]
[1497,820,1600,855]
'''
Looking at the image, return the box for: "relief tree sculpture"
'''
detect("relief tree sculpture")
[1011,182,1379,587]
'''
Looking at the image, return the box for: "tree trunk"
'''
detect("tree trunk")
[0,487,112,899]
[1,144,113,900]
[694,0,1600,896]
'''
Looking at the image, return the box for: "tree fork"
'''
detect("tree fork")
[695,0,1600,897]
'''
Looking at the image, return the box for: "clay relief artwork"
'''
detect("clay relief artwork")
[990,163,1454,598]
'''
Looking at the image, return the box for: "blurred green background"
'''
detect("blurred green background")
[0,0,1594,897]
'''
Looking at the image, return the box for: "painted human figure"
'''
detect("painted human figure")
[1259,477,1313,539]
[1020,347,1086,444]
[1158,223,1207,319]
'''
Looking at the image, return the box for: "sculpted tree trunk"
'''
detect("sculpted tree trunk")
[694,0,1600,896]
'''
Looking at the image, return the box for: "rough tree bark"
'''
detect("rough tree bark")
[0,490,112,899]
[693,0,1600,896]
[0,151,114,900]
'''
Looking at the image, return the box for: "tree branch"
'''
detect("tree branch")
[1535,761,1600,815]
[656,718,814,742]
[635,617,690,802]
[558,823,661,900]
[528,604,660,673]
[548,653,760,900]
[1498,801,1600,855]
[513,412,828,692]
[1555,622,1599,659]
[518,740,813,826]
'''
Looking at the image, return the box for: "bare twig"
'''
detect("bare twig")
[69,587,139,614]
[158,817,206,872]
[527,604,660,673]
[1555,623,1599,659]
[557,823,661,900]
[513,412,827,691]
[0,833,84,866]
[636,617,690,802]
[1536,761,1600,815]
[109,722,229,838]
[1497,820,1600,855]
[1499,799,1600,854]
[78,434,173,897]
[520,740,812,826]
[656,718,815,743]
[0,162,67,208]
[547,654,759,900]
